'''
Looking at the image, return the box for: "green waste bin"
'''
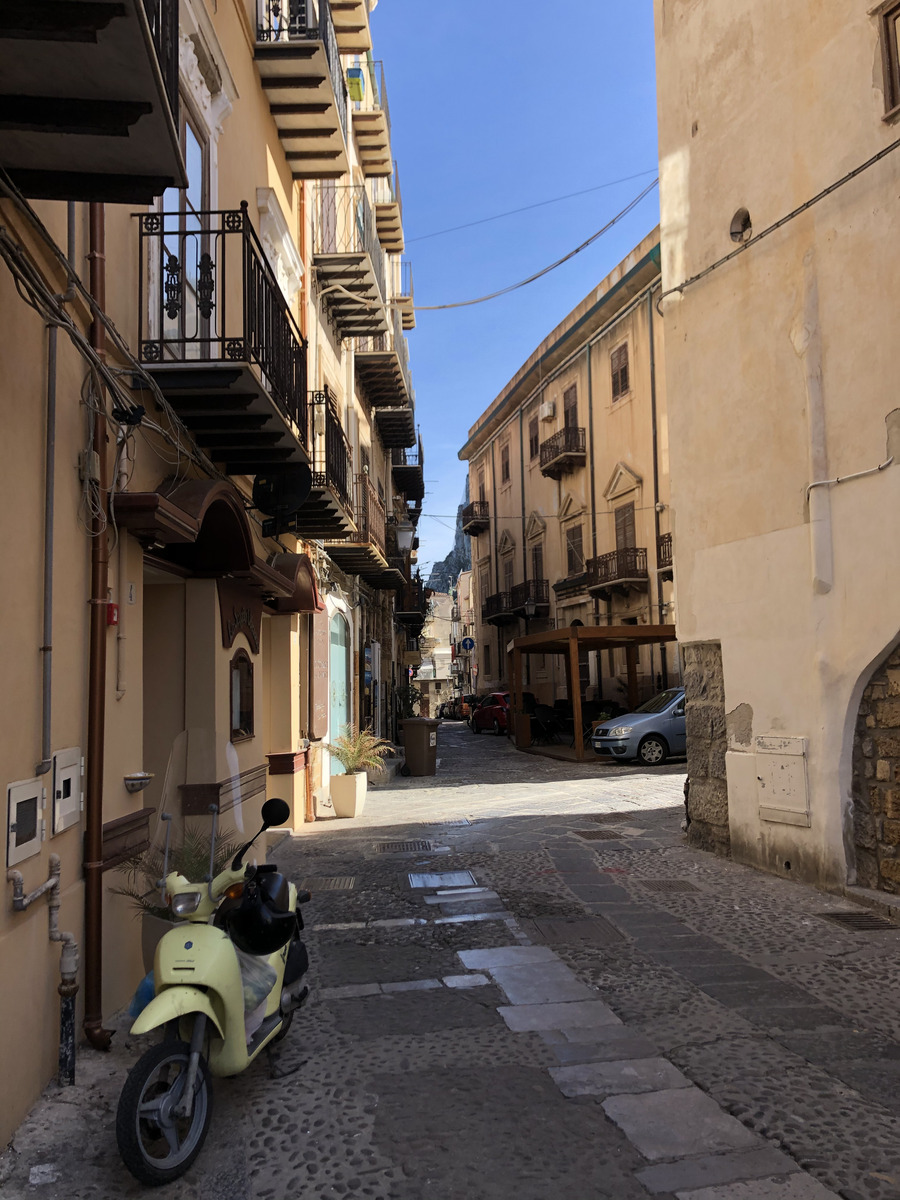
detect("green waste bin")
[400,718,441,776]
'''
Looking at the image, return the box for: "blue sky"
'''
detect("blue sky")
[371,1,660,578]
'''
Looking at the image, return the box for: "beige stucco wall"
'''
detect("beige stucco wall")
[654,0,900,884]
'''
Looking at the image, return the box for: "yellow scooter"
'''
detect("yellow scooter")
[116,730,310,1186]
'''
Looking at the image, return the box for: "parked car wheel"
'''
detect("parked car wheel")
[472,720,481,734]
[637,735,668,766]
[493,718,502,736]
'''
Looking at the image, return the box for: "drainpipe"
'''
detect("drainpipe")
[7,855,79,1085]
[83,202,113,1052]
[586,343,600,633]
[648,288,668,689]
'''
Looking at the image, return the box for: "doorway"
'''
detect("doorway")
[329,612,351,773]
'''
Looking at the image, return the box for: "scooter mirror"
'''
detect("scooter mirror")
[261,797,290,828]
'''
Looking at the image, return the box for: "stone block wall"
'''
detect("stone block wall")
[852,644,900,891]
[682,641,730,857]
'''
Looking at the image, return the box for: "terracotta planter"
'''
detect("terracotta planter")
[330,771,367,818]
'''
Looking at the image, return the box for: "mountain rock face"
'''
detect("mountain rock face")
[427,488,471,593]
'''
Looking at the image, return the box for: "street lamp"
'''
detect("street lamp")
[394,517,415,554]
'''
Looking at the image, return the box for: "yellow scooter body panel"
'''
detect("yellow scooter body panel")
[130,987,225,1039]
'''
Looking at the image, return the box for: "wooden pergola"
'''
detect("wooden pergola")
[507,624,678,762]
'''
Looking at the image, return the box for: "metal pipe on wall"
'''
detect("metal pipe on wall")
[648,288,668,689]
[83,202,113,1052]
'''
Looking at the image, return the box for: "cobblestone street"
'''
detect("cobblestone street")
[3,722,900,1199]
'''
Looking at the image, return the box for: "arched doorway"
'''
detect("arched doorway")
[329,613,351,774]
[851,642,900,891]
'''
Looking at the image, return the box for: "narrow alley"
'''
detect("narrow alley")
[4,723,900,1200]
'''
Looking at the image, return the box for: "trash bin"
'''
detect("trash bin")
[400,718,441,776]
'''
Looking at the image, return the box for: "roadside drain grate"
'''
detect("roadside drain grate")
[640,879,702,895]
[420,818,471,827]
[575,829,622,840]
[818,910,897,931]
[519,915,625,947]
[300,876,356,892]
[375,840,433,853]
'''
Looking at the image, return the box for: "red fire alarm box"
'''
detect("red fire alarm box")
[107,603,120,627]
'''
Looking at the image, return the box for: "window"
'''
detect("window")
[503,556,514,593]
[484,643,492,676]
[880,1,900,115]
[477,468,486,502]
[566,525,584,575]
[230,650,254,740]
[529,416,539,460]
[531,541,544,581]
[500,443,510,484]
[563,384,578,428]
[615,502,636,550]
[611,343,630,400]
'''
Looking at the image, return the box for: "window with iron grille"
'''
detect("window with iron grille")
[563,384,578,428]
[566,524,584,575]
[611,342,630,401]
[529,416,539,459]
[500,443,510,484]
[880,1,900,115]
[615,502,636,550]
[531,541,544,581]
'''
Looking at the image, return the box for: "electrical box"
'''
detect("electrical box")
[52,748,83,836]
[539,401,555,422]
[7,777,44,867]
[756,736,810,827]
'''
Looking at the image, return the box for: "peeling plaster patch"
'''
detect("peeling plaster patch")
[727,703,753,749]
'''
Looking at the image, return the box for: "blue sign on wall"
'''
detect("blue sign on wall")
[461,637,475,652]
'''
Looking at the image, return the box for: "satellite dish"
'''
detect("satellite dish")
[252,465,312,518]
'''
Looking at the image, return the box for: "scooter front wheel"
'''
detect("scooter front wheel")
[116,1039,213,1186]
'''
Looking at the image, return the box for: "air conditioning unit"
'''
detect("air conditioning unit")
[539,400,555,422]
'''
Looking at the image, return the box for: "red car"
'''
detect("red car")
[471,692,510,734]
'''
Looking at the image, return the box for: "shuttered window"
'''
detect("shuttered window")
[500,443,510,484]
[563,384,578,428]
[566,524,584,575]
[615,502,636,550]
[477,468,486,502]
[611,343,629,401]
[880,1,900,112]
[531,541,544,581]
[529,416,539,459]
[503,556,514,592]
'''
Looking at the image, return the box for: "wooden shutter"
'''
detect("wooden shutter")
[615,502,635,549]
[611,344,629,400]
[310,608,330,738]
[531,541,544,580]
[563,384,577,428]
[529,417,539,459]
[566,525,584,574]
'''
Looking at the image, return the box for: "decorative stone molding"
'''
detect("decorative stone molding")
[256,188,304,306]
[604,461,643,501]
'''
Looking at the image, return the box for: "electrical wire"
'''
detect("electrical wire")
[415,179,659,311]
[406,170,659,244]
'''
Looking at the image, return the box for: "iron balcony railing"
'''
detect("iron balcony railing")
[354,473,386,556]
[138,203,308,436]
[313,183,385,302]
[310,391,352,510]
[391,443,421,469]
[482,591,512,620]
[587,547,649,588]
[256,0,347,140]
[510,578,550,611]
[461,500,490,531]
[143,0,179,117]
[357,308,411,400]
[399,577,426,614]
[657,531,673,570]
[394,258,413,300]
[351,58,391,135]
[372,160,402,214]
[539,425,586,470]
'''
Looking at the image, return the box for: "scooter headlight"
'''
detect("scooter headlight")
[170,891,202,916]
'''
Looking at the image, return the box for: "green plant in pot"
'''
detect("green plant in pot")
[325,724,391,818]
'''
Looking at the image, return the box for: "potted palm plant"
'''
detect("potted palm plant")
[326,724,392,818]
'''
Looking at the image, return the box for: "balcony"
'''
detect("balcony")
[355,309,412,408]
[393,259,415,330]
[540,425,587,480]
[461,500,490,536]
[0,0,184,201]
[510,578,550,619]
[482,592,517,625]
[325,474,389,584]
[396,577,428,629]
[587,547,649,598]
[657,531,673,580]
[392,436,424,502]
[372,163,404,253]
[256,0,349,180]
[312,183,387,337]
[275,391,355,538]
[330,0,372,52]
[136,204,309,475]
[350,59,392,177]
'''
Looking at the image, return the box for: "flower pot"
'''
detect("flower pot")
[330,771,367,818]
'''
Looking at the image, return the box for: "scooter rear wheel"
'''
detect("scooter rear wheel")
[116,1039,213,1186]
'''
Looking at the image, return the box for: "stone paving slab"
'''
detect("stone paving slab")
[636,1148,803,1195]
[675,1174,842,1200]
[499,999,623,1031]
[490,961,597,1005]
[458,945,558,969]
[550,1029,661,1064]
[550,1056,690,1096]
[603,1087,761,1160]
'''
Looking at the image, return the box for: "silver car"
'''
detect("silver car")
[591,688,686,766]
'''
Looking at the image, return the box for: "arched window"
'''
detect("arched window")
[230,649,254,740]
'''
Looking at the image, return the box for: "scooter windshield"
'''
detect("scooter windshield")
[150,729,246,897]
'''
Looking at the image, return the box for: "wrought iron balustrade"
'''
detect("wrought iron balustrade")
[354,473,386,556]
[313,182,385,302]
[657,531,673,570]
[352,59,391,133]
[311,392,352,509]
[143,0,179,116]
[399,578,426,614]
[138,203,308,435]
[482,592,512,620]
[392,444,420,469]
[510,578,550,611]
[461,500,490,533]
[587,547,649,588]
[540,425,586,470]
[257,0,347,137]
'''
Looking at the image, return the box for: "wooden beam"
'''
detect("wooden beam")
[569,632,585,762]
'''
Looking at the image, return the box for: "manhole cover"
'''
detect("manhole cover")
[300,876,356,891]
[519,916,625,947]
[408,870,477,889]
[375,840,433,853]
[640,879,701,894]
[818,910,897,931]
[575,829,621,840]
